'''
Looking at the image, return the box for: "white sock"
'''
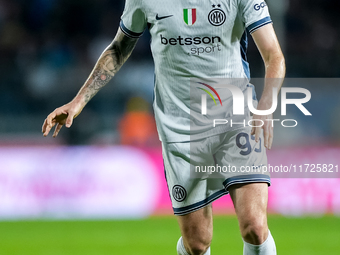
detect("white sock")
[243,230,276,255]
[177,236,211,255]
[177,237,190,255]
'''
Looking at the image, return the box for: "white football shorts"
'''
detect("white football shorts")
[162,126,270,215]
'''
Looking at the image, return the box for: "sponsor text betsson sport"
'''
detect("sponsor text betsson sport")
[160,34,222,56]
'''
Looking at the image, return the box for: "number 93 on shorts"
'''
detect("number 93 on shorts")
[162,126,270,215]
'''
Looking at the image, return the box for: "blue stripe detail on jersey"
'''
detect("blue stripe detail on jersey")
[240,32,250,79]
[223,174,271,191]
[242,59,250,79]
[120,20,144,38]
[247,16,272,34]
[173,189,228,215]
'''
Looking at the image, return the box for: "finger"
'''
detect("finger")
[43,120,56,137]
[268,127,274,150]
[53,123,63,138]
[43,111,58,136]
[65,113,74,128]
[43,119,57,136]
[251,126,255,135]
[263,124,269,149]
[42,118,48,133]
[250,118,256,135]
[46,111,57,128]
[254,126,261,143]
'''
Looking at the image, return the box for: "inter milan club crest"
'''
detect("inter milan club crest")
[172,185,187,202]
[208,4,226,26]
[183,8,196,25]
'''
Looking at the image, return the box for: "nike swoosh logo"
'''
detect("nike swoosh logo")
[156,14,173,20]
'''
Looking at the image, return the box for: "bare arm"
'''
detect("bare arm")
[251,23,286,149]
[77,29,138,105]
[42,28,138,137]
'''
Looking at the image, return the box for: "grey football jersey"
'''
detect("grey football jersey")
[120,0,272,142]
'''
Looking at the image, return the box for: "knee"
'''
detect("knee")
[185,238,211,255]
[240,219,268,245]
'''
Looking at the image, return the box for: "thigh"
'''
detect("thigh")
[162,140,227,216]
[229,182,268,229]
[176,204,213,247]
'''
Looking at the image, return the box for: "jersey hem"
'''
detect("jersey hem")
[120,20,144,38]
[247,16,272,34]
[173,189,228,216]
[172,174,271,215]
[223,174,271,191]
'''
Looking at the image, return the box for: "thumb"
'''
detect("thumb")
[65,114,74,128]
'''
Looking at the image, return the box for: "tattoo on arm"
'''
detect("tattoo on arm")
[78,29,138,104]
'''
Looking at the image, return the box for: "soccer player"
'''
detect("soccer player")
[42,0,285,254]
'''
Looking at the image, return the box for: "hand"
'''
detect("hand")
[250,112,273,150]
[42,101,83,137]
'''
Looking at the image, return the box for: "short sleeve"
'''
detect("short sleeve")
[120,0,147,38]
[239,0,272,34]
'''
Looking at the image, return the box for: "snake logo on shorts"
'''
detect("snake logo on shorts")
[172,185,187,202]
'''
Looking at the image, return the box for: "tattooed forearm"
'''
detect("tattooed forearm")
[76,29,138,105]
[82,49,118,103]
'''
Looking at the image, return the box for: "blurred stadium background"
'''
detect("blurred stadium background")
[0,0,340,254]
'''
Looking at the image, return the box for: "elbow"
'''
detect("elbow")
[278,52,285,69]
[266,50,284,66]
[279,53,286,75]
[277,53,286,74]
[264,51,286,77]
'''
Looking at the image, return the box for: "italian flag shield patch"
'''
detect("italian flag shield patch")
[183,8,197,25]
